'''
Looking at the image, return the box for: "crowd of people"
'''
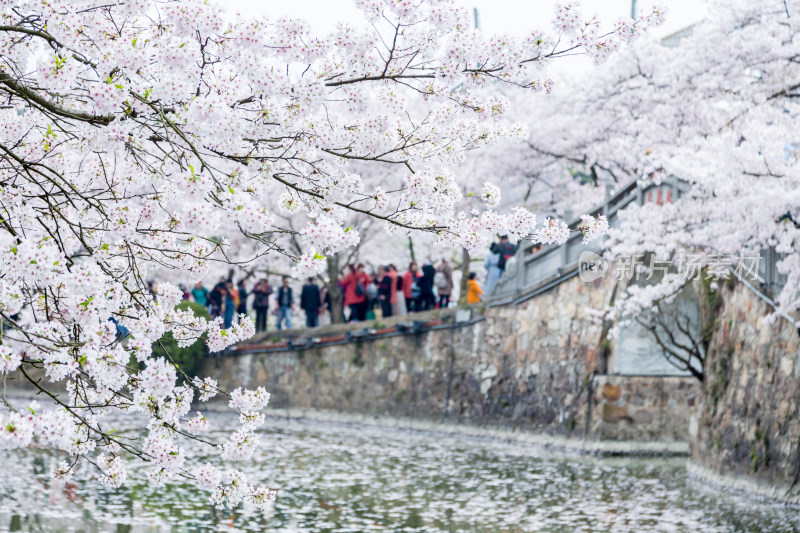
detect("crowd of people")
[183,275,303,332]
[175,259,454,333]
[171,236,518,333]
[340,258,455,324]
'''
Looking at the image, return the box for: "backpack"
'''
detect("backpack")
[410,279,421,299]
[498,242,516,270]
[366,282,378,300]
[355,280,365,296]
[434,271,448,289]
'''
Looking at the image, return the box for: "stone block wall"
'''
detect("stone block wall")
[202,274,698,441]
[588,375,696,441]
[691,280,800,501]
[208,324,475,419]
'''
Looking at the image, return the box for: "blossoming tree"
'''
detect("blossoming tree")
[0,0,661,509]
[513,0,800,327]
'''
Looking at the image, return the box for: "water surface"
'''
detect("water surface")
[0,411,798,532]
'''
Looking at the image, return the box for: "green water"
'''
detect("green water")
[0,412,798,532]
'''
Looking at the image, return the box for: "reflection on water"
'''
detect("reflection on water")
[1,411,799,532]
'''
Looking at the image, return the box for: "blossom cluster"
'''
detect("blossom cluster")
[206,316,256,352]
[579,215,609,245]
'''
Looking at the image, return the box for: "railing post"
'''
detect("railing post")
[766,247,775,293]
[603,184,614,217]
[670,174,679,200]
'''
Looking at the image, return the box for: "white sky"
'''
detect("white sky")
[221,0,705,76]
[223,0,704,39]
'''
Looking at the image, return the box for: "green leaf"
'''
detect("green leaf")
[100,243,110,251]
[313,252,325,260]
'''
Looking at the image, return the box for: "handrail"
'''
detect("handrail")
[730,267,798,327]
[486,176,689,303]
[486,175,791,308]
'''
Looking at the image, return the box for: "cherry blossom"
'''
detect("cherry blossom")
[481,183,502,209]
[195,463,223,491]
[518,0,800,319]
[0,0,662,510]
[193,377,219,402]
[579,215,609,245]
[186,412,210,435]
[97,455,127,489]
[229,387,271,413]
[0,344,21,374]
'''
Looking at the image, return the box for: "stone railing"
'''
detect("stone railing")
[756,246,789,297]
[488,176,790,306]
[487,176,690,305]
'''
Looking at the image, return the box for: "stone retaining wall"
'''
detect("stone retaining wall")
[202,274,698,442]
[588,375,696,441]
[692,280,800,502]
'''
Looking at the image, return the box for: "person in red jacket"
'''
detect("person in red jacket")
[356,264,370,320]
[342,264,369,322]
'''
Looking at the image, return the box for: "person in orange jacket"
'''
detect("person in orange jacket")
[466,272,483,304]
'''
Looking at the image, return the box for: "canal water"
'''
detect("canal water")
[0,411,798,532]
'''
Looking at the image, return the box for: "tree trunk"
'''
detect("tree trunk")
[326,253,345,324]
[458,247,470,305]
[407,236,416,264]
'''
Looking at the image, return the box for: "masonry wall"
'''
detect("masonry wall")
[202,274,698,441]
[691,280,800,500]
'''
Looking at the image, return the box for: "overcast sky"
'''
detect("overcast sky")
[221,0,705,77]
[223,0,704,38]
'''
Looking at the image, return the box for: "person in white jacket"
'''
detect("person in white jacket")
[484,242,503,296]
